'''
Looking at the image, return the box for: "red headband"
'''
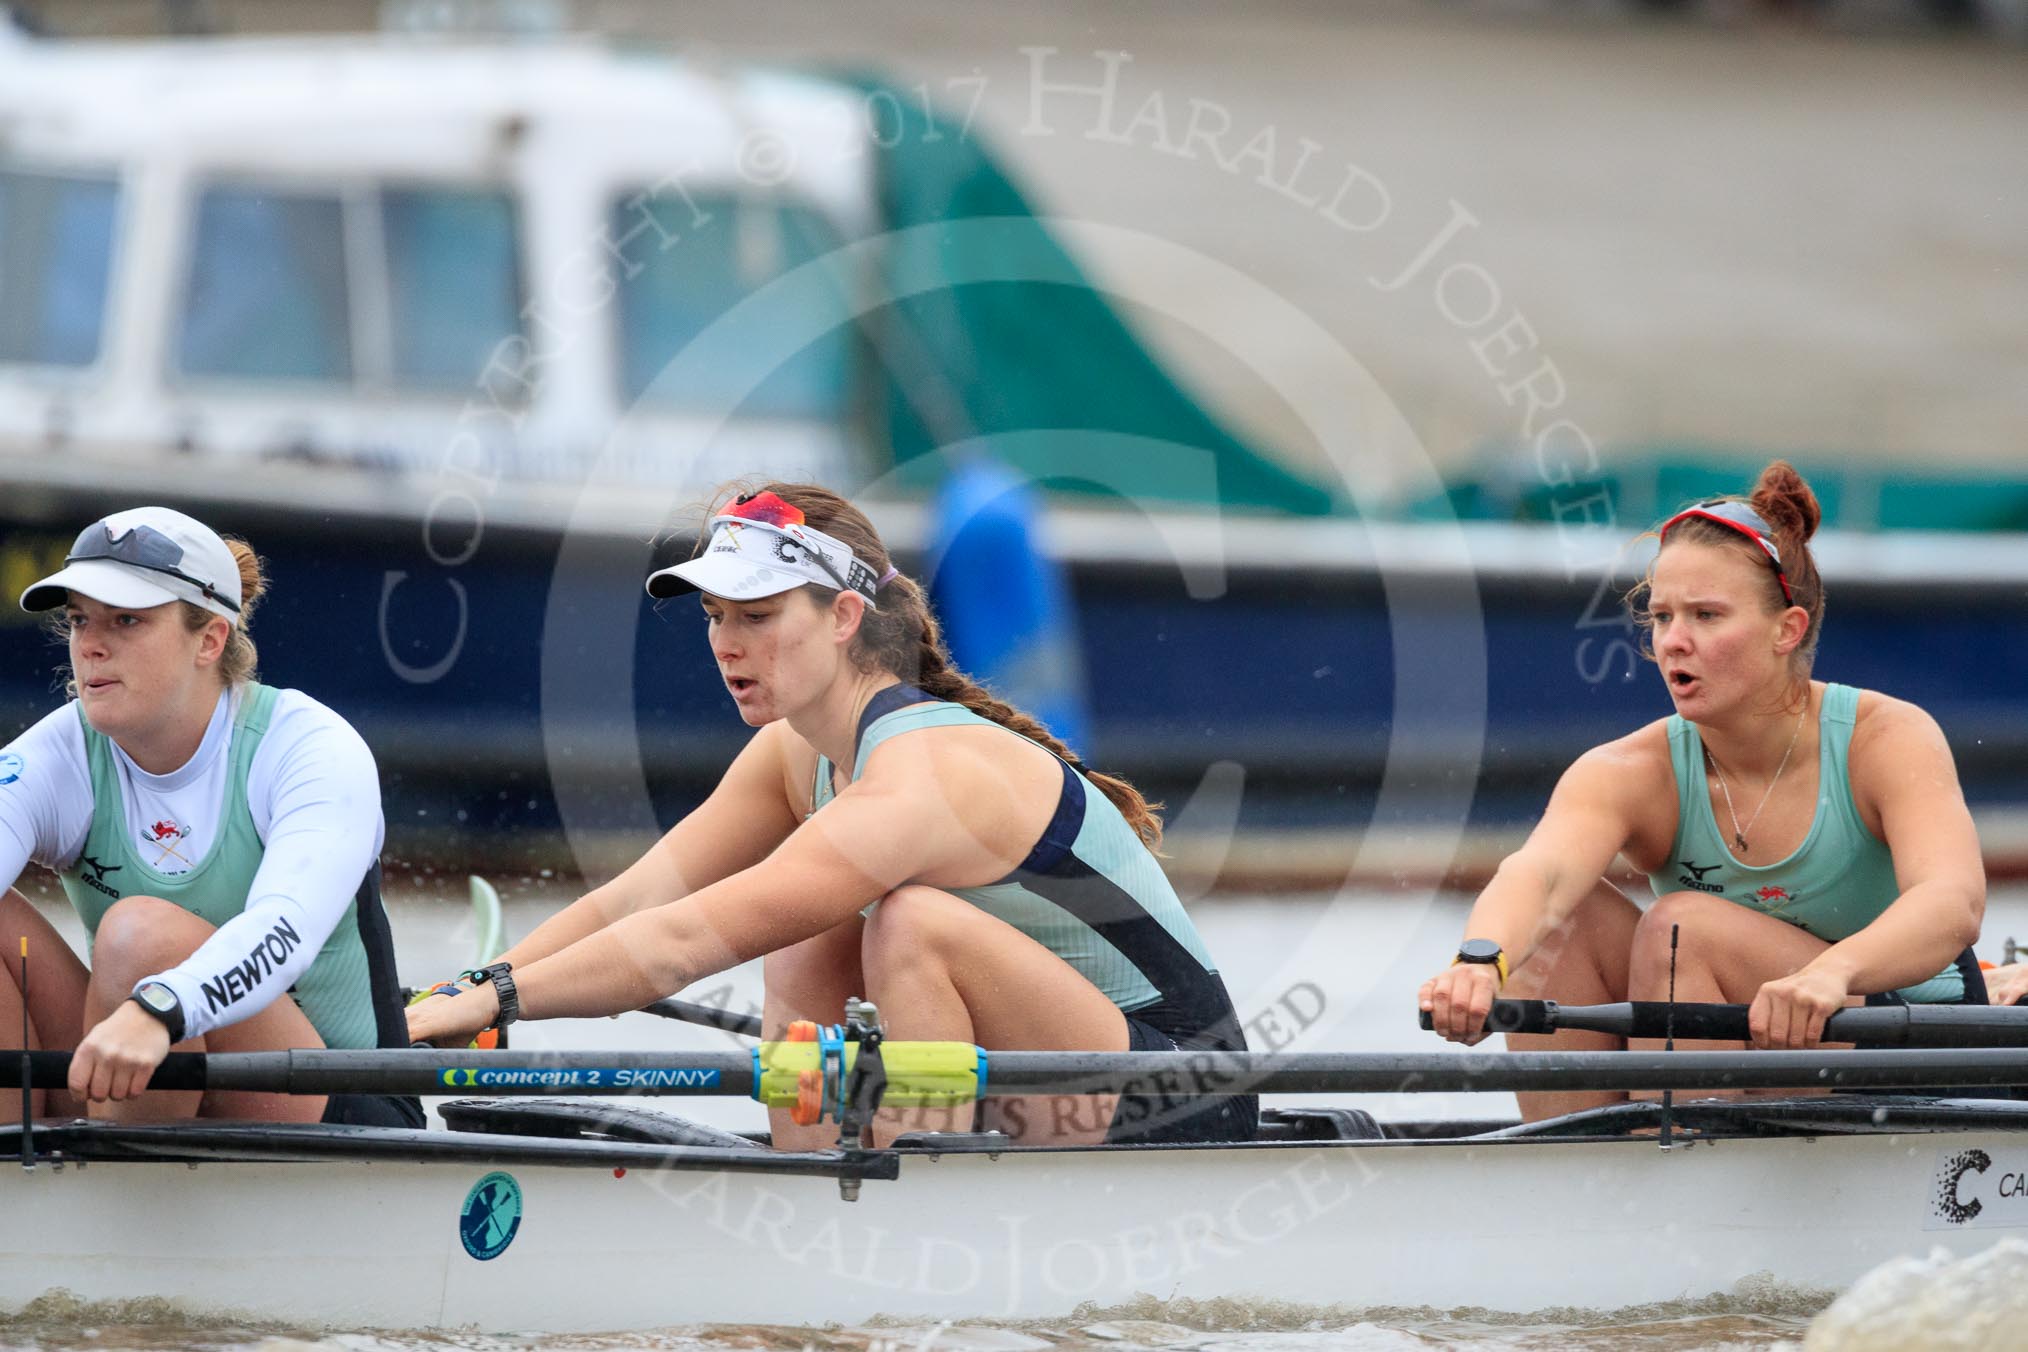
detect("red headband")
[1658,501,1794,606]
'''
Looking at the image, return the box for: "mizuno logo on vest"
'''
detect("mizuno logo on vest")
[200,916,304,1014]
[78,854,122,899]
[1676,859,1724,893]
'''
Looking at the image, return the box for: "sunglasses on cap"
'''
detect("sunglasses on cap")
[717,491,864,600]
[67,521,240,614]
[1658,500,1794,606]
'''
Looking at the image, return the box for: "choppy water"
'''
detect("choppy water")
[0,1287,1826,1351]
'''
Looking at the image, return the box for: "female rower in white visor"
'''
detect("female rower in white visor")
[409,484,1258,1148]
[0,507,416,1125]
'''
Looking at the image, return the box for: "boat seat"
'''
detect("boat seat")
[438,1098,763,1150]
[1256,1107,1386,1141]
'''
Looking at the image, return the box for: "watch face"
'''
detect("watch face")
[136,982,177,1014]
[1458,939,1502,963]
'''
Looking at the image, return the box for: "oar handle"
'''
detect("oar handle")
[1487,999,1554,1034]
[1420,1000,1771,1040]
[19,1049,211,1092]
[1418,1001,1567,1035]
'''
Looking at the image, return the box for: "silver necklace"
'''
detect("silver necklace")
[1706,700,1809,853]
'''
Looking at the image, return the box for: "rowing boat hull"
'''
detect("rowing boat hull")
[8,1127,2027,1331]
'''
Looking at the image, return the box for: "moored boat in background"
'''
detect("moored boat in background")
[2,20,2025,886]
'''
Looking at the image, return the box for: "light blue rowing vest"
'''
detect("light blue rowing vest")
[1645,682,1963,1002]
[811,685,1233,1031]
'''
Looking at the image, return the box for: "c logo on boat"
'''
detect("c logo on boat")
[1933,1149,1989,1225]
[460,1170,524,1261]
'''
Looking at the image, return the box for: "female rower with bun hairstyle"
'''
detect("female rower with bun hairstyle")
[0,508,416,1124]
[1420,461,1986,1120]
[408,483,1257,1147]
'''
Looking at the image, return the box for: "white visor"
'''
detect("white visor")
[645,517,881,607]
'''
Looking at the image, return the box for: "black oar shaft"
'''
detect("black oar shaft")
[979,1048,2028,1095]
[12,1046,2028,1098]
[1469,999,2028,1046]
[638,998,764,1038]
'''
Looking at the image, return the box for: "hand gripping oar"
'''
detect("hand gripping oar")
[1422,999,2028,1047]
[17,1043,2028,1101]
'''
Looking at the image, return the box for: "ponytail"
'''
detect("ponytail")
[887,572,1166,850]
[180,537,265,687]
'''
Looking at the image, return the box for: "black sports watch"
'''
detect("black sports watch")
[1451,939,1510,988]
[129,980,186,1042]
[462,962,520,1027]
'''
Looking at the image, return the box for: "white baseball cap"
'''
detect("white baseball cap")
[645,492,883,607]
[20,507,242,622]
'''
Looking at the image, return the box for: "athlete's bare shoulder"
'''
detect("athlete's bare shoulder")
[1846,687,1956,794]
[1561,719,1679,869]
[1574,718,1675,784]
[1849,687,1943,743]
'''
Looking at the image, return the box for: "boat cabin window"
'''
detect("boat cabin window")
[615,193,854,418]
[0,166,120,369]
[382,187,523,390]
[179,187,351,383]
[176,182,523,392]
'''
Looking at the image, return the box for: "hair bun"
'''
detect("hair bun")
[1748,459,1822,544]
[226,539,267,612]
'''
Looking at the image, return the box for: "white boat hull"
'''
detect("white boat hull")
[9,1129,2028,1332]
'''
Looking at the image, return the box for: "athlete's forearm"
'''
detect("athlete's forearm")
[1461,854,1567,964]
[512,845,875,1021]
[155,892,334,1040]
[167,721,387,1039]
[493,886,634,973]
[1804,882,1983,994]
[513,901,738,1021]
[494,831,716,974]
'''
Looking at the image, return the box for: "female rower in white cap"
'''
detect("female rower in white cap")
[1420,462,1986,1120]
[409,484,1257,1147]
[0,507,415,1124]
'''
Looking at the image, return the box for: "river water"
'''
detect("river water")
[0,1286,1833,1351]
[8,880,2028,1351]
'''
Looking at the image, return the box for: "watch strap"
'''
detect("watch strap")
[1450,946,1510,989]
[462,963,520,1027]
[128,983,186,1042]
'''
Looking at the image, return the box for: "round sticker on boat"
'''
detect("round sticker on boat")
[0,753,21,787]
[459,1170,523,1261]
